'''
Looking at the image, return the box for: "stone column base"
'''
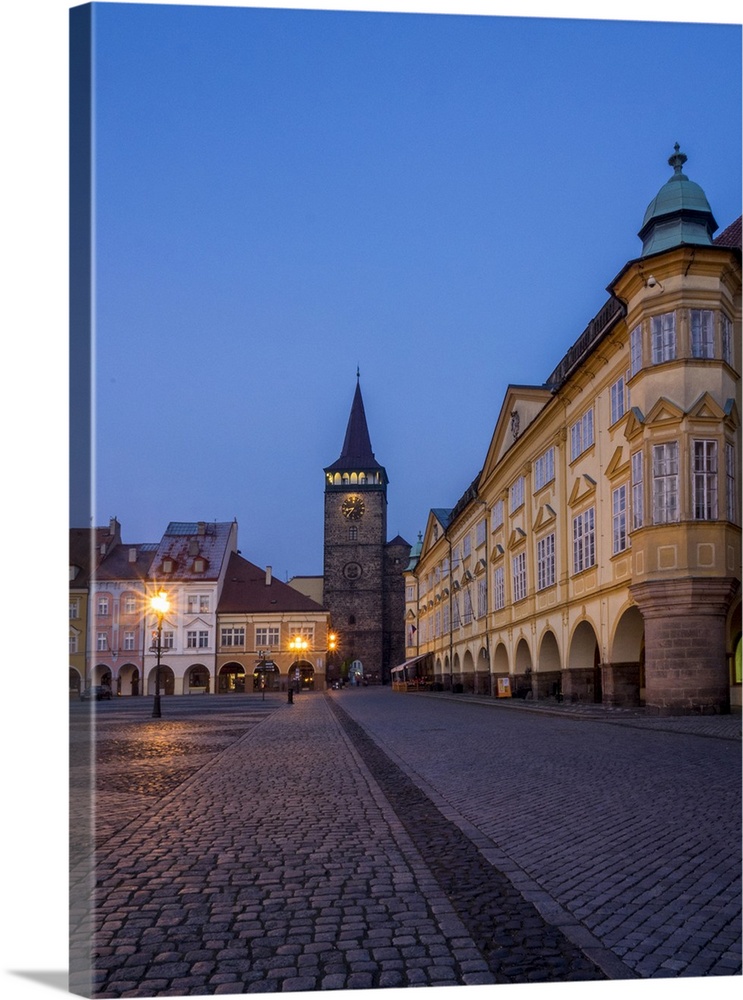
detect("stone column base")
[630,577,738,715]
[562,667,596,704]
[602,662,641,707]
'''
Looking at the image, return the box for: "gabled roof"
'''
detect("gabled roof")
[325,376,384,473]
[150,520,237,582]
[480,385,553,483]
[218,553,325,614]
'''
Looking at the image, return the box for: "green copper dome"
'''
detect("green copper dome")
[638,144,718,257]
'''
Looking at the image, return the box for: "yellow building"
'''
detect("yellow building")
[404,148,741,715]
[216,554,331,692]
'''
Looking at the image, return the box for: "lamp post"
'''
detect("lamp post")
[289,636,309,694]
[327,631,337,687]
[150,590,170,718]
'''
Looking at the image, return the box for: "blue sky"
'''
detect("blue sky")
[81,2,741,579]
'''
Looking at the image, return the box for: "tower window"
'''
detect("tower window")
[348,526,358,541]
[348,615,356,625]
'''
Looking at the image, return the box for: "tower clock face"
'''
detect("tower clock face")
[341,495,365,520]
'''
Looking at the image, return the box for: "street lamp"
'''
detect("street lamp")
[289,635,309,695]
[327,631,337,687]
[150,590,170,718]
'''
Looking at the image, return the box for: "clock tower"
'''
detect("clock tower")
[323,374,409,684]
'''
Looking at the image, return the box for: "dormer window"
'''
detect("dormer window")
[162,559,174,574]
[193,558,206,573]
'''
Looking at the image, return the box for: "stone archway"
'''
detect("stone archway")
[117,662,140,697]
[475,646,491,696]
[462,649,476,693]
[147,665,175,696]
[536,631,561,699]
[218,662,246,693]
[514,638,533,698]
[567,620,601,704]
[492,643,509,696]
[186,664,210,694]
[69,667,82,697]
[292,659,316,690]
[606,606,645,707]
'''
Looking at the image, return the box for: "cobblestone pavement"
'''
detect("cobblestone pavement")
[69,690,741,997]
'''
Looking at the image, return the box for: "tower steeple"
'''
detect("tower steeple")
[325,374,386,483]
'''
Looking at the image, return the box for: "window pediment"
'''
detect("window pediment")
[569,475,597,507]
[532,504,557,532]
[644,396,684,427]
[508,527,527,549]
[604,446,630,482]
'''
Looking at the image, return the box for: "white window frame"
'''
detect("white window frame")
[631,451,644,530]
[652,442,679,524]
[512,552,527,602]
[462,588,473,624]
[187,594,210,614]
[123,631,136,651]
[651,312,676,364]
[442,602,450,633]
[462,533,471,558]
[572,507,596,574]
[475,519,487,547]
[534,447,555,491]
[721,314,733,366]
[255,626,280,648]
[69,633,78,655]
[493,566,505,611]
[477,577,487,618]
[610,375,626,424]
[612,484,629,554]
[492,499,504,530]
[510,476,525,513]
[123,595,137,614]
[692,440,718,521]
[536,533,555,591]
[69,599,80,620]
[96,632,108,652]
[630,324,643,376]
[570,409,594,461]
[162,631,174,649]
[97,596,109,616]
[690,309,715,359]
[726,442,737,523]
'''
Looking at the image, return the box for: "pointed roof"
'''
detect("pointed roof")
[325,373,384,473]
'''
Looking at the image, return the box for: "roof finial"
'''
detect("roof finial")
[668,142,688,176]
[356,365,360,382]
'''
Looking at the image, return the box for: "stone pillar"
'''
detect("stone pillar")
[630,578,737,715]
[601,662,641,707]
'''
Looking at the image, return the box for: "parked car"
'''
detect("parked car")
[80,685,112,701]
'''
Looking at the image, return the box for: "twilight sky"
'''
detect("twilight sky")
[80,1,741,580]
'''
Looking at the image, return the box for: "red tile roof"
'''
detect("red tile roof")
[218,552,325,614]
[714,216,742,248]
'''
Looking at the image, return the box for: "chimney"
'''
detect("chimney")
[109,517,118,535]
[197,521,206,536]
[128,547,137,563]
[265,566,272,586]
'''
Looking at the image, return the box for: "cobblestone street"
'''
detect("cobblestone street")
[69,689,741,997]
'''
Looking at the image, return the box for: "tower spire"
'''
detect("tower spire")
[324,375,385,475]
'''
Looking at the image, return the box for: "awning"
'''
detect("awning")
[390,654,427,678]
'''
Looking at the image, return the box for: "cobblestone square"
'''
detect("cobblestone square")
[70,689,741,997]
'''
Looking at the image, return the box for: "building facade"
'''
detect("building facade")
[323,375,410,684]
[217,555,331,692]
[404,148,741,715]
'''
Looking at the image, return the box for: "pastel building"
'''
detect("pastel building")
[403,148,741,714]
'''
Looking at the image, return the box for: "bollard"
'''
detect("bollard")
[287,689,293,704]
